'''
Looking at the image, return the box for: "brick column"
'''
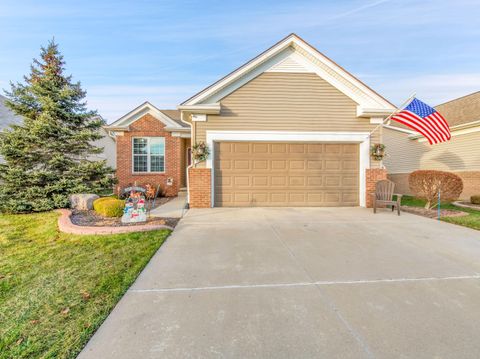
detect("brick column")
[366,168,388,208]
[188,168,212,208]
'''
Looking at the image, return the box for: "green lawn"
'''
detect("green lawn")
[400,195,480,231]
[0,211,171,359]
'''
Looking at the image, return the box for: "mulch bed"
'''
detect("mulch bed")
[71,210,180,228]
[401,206,468,219]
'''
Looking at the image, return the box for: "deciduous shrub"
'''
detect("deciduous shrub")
[471,195,480,205]
[408,170,463,209]
[93,197,125,217]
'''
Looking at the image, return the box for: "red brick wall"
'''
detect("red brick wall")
[188,168,211,208]
[116,114,182,197]
[366,168,388,208]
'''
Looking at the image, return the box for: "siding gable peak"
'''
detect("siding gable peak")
[180,34,395,117]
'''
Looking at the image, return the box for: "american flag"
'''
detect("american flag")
[391,97,451,144]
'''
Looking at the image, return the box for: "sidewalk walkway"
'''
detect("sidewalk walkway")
[149,193,187,218]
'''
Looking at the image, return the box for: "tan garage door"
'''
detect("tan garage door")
[214,142,359,207]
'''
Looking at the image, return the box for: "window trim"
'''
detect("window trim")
[131,137,166,174]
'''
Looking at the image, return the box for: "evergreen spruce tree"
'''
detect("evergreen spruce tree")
[0,40,115,213]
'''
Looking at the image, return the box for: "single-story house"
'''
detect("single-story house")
[383,91,480,199]
[0,94,116,168]
[106,33,397,207]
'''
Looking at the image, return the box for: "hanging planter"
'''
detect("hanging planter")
[192,142,210,164]
[370,143,386,161]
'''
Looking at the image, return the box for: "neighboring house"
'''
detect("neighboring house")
[91,127,117,169]
[0,94,22,164]
[384,91,480,199]
[107,33,396,207]
[0,94,116,168]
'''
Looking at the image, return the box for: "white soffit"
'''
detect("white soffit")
[182,34,395,113]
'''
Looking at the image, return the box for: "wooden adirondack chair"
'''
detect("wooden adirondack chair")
[372,179,402,215]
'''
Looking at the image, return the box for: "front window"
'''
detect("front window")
[133,137,165,173]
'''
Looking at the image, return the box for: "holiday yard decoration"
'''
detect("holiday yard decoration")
[0,40,115,213]
[121,189,147,224]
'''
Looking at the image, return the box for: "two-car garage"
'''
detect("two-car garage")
[213,142,359,207]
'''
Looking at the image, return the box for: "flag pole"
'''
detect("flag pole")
[437,188,441,220]
[369,92,417,136]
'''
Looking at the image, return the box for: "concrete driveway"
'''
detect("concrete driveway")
[79,207,480,359]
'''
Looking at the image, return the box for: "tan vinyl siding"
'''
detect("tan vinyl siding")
[383,127,480,173]
[194,72,381,167]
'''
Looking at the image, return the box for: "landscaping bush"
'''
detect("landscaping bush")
[471,195,480,205]
[93,197,125,217]
[409,170,463,209]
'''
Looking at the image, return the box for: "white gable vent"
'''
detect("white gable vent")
[266,54,313,73]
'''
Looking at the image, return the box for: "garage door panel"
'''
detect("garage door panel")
[253,160,269,170]
[253,143,269,153]
[214,142,359,207]
[289,160,305,170]
[271,192,287,203]
[271,160,287,170]
[253,176,269,186]
[271,176,287,186]
[325,160,341,170]
[307,160,323,169]
[325,176,341,186]
[342,160,359,170]
[234,176,250,186]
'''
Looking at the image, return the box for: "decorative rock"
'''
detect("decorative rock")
[69,194,100,211]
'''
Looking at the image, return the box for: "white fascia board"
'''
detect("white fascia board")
[369,117,384,124]
[109,102,182,129]
[357,106,395,118]
[182,34,395,113]
[177,103,221,114]
[164,126,190,132]
[171,132,191,138]
[205,130,371,208]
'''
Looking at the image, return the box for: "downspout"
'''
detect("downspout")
[180,111,194,205]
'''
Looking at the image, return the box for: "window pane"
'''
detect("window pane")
[133,155,148,172]
[133,138,148,154]
[150,138,165,155]
[150,155,164,172]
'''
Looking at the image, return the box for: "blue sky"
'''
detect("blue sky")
[1,0,479,123]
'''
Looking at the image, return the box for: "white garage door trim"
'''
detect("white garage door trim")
[206,131,371,207]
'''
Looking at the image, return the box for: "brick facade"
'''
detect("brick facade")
[366,168,388,208]
[188,168,211,208]
[116,114,183,197]
[389,171,480,200]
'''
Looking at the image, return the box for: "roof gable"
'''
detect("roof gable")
[181,34,395,116]
[107,102,185,129]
